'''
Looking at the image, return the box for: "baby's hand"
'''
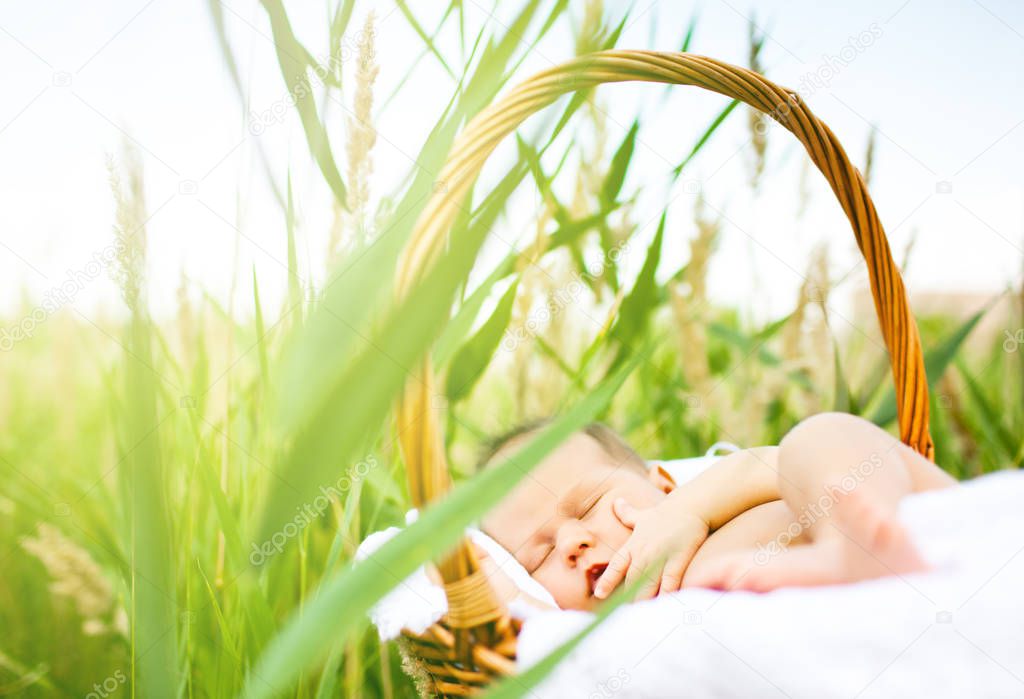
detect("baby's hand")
[594,498,709,600]
[473,544,521,605]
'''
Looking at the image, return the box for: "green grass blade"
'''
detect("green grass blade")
[192,441,245,571]
[671,99,740,180]
[517,134,567,219]
[456,0,543,121]
[956,358,1019,464]
[708,322,783,368]
[285,172,302,323]
[205,0,286,209]
[680,11,699,51]
[501,0,570,82]
[600,119,639,210]
[198,565,241,661]
[549,211,615,249]
[832,339,857,414]
[534,334,580,384]
[609,209,666,370]
[394,0,456,80]
[260,0,348,206]
[328,0,357,70]
[445,278,520,403]
[434,249,517,366]
[313,646,343,699]
[251,267,270,388]
[122,316,180,696]
[853,352,894,414]
[870,306,988,426]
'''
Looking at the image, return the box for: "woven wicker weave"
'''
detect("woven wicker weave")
[392,50,934,696]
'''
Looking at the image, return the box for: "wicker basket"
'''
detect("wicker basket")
[391,50,934,696]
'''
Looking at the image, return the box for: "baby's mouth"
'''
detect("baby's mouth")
[586,562,608,597]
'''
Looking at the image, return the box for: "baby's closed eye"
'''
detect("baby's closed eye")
[529,543,554,574]
[576,491,603,518]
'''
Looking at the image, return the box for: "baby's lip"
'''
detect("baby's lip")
[586,562,609,597]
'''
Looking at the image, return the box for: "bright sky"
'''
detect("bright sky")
[1,0,1022,332]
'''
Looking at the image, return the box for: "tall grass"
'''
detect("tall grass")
[0,2,1019,698]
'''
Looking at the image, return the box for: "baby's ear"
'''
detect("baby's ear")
[648,463,676,494]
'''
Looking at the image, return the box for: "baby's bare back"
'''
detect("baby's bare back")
[682,500,809,587]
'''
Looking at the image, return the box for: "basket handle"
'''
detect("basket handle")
[394,49,933,623]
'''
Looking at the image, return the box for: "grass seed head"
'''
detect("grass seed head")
[106,143,148,311]
[330,9,379,266]
[21,524,121,636]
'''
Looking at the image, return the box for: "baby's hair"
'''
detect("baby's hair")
[476,418,647,472]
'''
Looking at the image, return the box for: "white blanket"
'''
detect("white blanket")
[518,469,1024,698]
[356,458,1024,698]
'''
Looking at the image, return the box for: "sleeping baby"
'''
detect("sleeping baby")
[477,412,956,611]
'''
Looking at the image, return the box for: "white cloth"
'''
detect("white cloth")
[517,469,1024,698]
[356,449,1024,697]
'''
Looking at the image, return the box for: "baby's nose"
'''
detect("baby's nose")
[567,541,589,564]
[558,521,594,565]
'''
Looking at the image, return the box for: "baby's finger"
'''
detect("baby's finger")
[623,548,651,588]
[594,548,630,599]
[612,498,640,529]
[632,558,662,600]
[471,543,495,570]
[636,571,661,600]
[658,555,689,595]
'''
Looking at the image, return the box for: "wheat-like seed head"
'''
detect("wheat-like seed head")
[781,261,813,365]
[808,244,834,393]
[745,19,767,190]
[106,144,148,311]
[330,9,380,267]
[21,524,122,636]
[796,158,811,219]
[575,0,604,54]
[673,195,720,392]
[781,244,833,412]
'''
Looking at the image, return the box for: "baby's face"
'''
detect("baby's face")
[481,432,669,610]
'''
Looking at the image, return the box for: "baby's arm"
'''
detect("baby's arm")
[667,446,782,531]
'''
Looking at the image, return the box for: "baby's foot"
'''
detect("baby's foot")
[826,487,929,583]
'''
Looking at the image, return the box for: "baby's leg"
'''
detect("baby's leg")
[776,412,947,541]
[694,412,951,591]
